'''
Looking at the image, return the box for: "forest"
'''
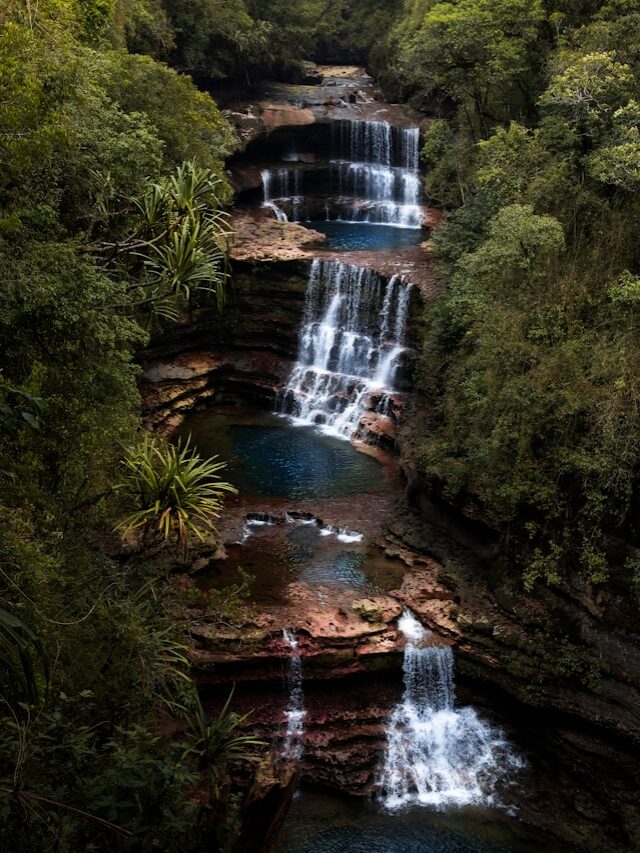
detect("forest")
[1,0,640,851]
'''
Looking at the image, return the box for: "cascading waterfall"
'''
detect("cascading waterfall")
[261,168,303,222]
[281,628,306,761]
[381,611,523,810]
[278,259,412,438]
[330,121,422,228]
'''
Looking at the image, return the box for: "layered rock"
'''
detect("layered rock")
[139,259,309,432]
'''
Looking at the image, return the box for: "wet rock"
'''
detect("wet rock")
[390,569,460,637]
[190,581,403,683]
[232,757,297,853]
[231,163,263,192]
[230,211,326,262]
[260,104,316,130]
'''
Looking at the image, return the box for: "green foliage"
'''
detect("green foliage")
[116,435,237,555]
[540,52,633,141]
[0,4,253,851]
[183,691,264,799]
[0,693,200,851]
[421,119,467,206]
[98,52,236,192]
[0,374,42,436]
[408,0,640,591]
[385,0,545,130]
[86,160,233,324]
[0,608,48,706]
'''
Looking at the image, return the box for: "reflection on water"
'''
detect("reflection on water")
[288,525,367,587]
[197,518,404,605]
[273,790,549,853]
[178,409,384,500]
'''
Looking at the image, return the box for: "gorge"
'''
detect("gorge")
[141,64,640,853]
[3,3,640,852]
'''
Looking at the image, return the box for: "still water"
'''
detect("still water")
[311,220,423,251]
[178,409,383,500]
[273,790,549,853]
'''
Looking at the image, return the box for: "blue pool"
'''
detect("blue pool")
[273,790,550,853]
[177,409,383,500]
[310,221,423,251]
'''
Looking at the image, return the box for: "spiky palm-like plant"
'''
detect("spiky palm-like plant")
[183,690,264,800]
[170,160,219,216]
[144,217,229,314]
[0,607,48,706]
[116,435,237,556]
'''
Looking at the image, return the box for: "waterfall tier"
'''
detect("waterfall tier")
[381,611,523,810]
[260,119,423,228]
[281,628,306,761]
[332,121,419,170]
[278,259,412,439]
[326,121,422,228]
[261,167,303,222]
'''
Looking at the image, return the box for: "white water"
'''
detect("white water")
[329,121,422,228]
[381,611,523,810]
[262,168,303,222]
[236,512,363,544]
[278,259,412,438]
[282,628,306,761]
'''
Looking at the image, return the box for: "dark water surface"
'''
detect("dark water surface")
[273,790,549,853]
[197,520,406,604]
[310,220,423,251]
[178,409,383,500]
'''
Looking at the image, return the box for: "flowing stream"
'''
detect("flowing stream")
[218,69,545,851]
[381,611,523,810]
[282,628,307,761]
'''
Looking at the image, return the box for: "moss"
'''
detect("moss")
[500,632,609,694]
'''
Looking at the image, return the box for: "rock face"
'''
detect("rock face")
[191,581,406,684]
[193,562,456,798]
[391,456,640,752]
[229,211,327,262]
[378,445,640,850]
[194,520,640,851]
[139,259,309,432]
[223,66,428,153]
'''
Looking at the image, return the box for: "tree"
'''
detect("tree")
[540,52,633,142]
[394,0,545,132]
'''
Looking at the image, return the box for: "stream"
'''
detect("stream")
[183,65,589,852]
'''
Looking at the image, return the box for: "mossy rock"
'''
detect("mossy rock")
[352,599,383,623]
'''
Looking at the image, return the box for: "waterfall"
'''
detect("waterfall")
[261,168,303,222]
[281,628,306,761]
[278,260,412,438]
[330,121,422,228]
[381,611,523,810]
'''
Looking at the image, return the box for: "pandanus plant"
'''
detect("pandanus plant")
[133,161,230,233]
[143,217,229,318]
[169,160,221,217]
[116,435,237,557]
[182,690,265,800]
[105,161,232,321]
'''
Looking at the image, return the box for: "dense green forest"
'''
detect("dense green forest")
[387,0,640,591]
[2,0,640,849]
